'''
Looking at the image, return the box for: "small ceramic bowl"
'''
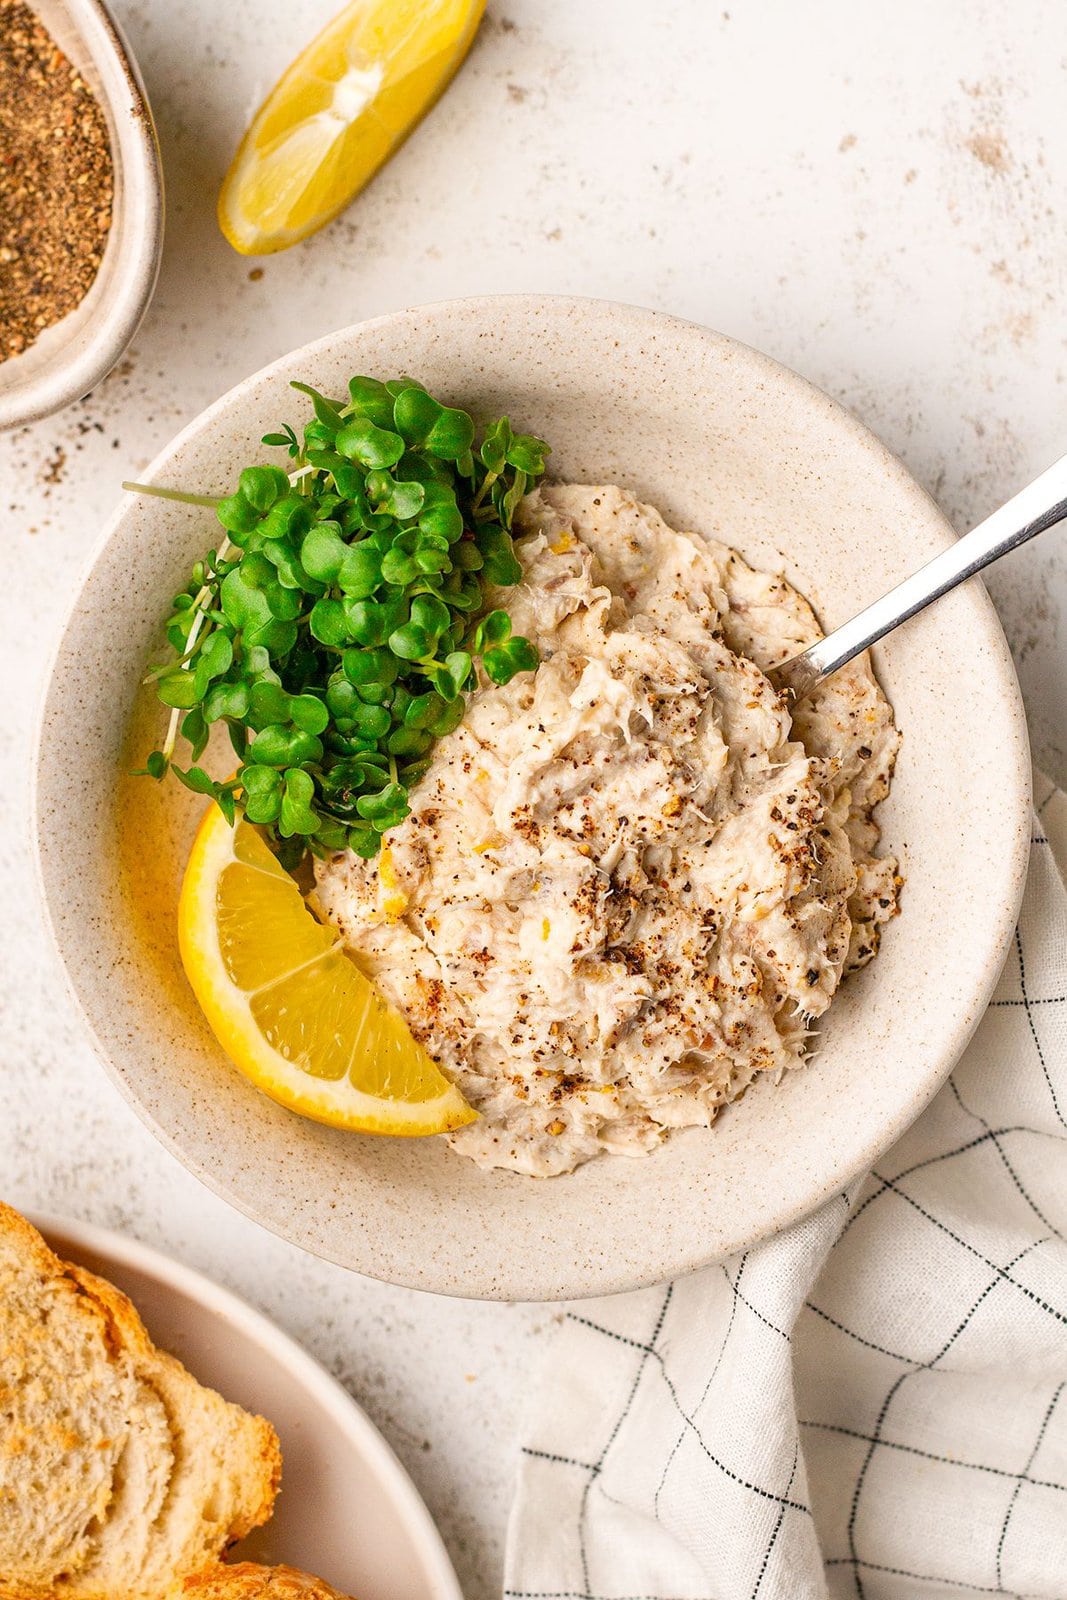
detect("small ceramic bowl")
[33,297,1032,1301]
[0,0,163,431]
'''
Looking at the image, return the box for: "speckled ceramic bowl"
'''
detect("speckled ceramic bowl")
[33,297,1031,1300]
[0,0,163,431]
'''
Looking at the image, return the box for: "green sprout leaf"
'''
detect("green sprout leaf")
[346,375,396,429]
[157,670,201,709]
[203,680,250,723]
[309,598,350,647]
[242,763,283,825]
[137,377,548,865]
[172,764,220,797]
[301,522,348,584]
[425,406,475,461]
[239,465,289,513]
[250,724,324,768]
[279,768,319,838]
[290,381,345,431]
[483,636,540,684]
[393,386,443,443]
[336,417,406,470]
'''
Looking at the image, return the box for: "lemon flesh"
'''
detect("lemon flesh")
[178,803,475,1135]
[218,0,487,255]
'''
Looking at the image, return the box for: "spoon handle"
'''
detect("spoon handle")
[771,451,1067,699]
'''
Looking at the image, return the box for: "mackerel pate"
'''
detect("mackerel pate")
[314,485,901,1176]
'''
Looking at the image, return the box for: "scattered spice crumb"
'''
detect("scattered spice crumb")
[248,267,264,282]
[506,82,527,102]
[839,133,857,152]
[966,130,1011,172]
[0,0,114,362]
[40,444,66,486]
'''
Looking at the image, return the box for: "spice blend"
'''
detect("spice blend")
[0,0,114,362]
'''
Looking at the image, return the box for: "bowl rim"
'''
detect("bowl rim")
[31,294,1033,1298]
[0,0,164,431]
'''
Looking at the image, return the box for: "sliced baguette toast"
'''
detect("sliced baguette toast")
[179,1564,351,1600]
[0,1203,281,1600]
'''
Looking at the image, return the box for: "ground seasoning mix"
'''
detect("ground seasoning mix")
[0,0,113,361]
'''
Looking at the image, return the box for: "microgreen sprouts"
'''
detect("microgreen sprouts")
[132,376,548,866]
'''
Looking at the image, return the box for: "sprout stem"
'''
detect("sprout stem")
[123,481,223,508]
[159,535,234,763]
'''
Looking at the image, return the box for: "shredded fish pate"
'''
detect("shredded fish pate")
[314,485,901,1176]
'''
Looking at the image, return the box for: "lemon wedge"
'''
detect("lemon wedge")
[218,0,486,255]
[178,801,475,1136]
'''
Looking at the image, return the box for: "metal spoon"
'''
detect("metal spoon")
[769,453,1067,700]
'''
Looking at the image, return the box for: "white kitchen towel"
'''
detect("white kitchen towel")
[508,772,1067,1600]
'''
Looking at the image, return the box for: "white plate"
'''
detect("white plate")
[34,1214,462,1600]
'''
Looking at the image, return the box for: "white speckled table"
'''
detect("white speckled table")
[2,2,1065,1594]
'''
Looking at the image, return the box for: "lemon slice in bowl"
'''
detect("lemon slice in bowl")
[218,0,486,255]
[178,801,475,1135]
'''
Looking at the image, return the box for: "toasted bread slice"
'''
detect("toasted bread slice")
[0,1203,281,1600]
[179,1564,351,1600]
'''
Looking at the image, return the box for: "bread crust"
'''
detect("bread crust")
[0,1203,281,1600]
[179,1564,352,1600]
[65,1264,281,1544]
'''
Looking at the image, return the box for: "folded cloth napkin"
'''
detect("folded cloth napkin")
[508,772,1067,1600]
